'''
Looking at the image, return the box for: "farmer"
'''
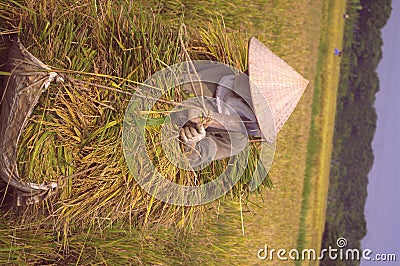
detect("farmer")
[178,66,258,167]
[178,37,309,167]
[334,48,342,57]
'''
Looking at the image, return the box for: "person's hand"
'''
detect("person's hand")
[179,123,206,147]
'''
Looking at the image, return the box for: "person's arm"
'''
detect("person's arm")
[180,124,247,168]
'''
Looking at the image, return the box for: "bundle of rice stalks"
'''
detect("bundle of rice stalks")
[1,0,270,243]
[0,0,186,228]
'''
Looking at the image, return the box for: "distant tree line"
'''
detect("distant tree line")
[321,0,392,265]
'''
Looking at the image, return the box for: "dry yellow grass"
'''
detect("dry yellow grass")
[303,0,347,257]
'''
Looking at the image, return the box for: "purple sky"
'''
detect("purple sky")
[361,1,400,264]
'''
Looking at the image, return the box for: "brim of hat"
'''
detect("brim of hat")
[248,37,309,142]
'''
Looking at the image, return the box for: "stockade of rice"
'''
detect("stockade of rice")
[0,0,270,242]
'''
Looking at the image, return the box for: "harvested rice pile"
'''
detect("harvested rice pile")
[1,0,268,245]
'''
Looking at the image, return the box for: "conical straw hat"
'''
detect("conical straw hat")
[248,37,309,142]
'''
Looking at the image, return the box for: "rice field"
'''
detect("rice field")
[0,0,344,264]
